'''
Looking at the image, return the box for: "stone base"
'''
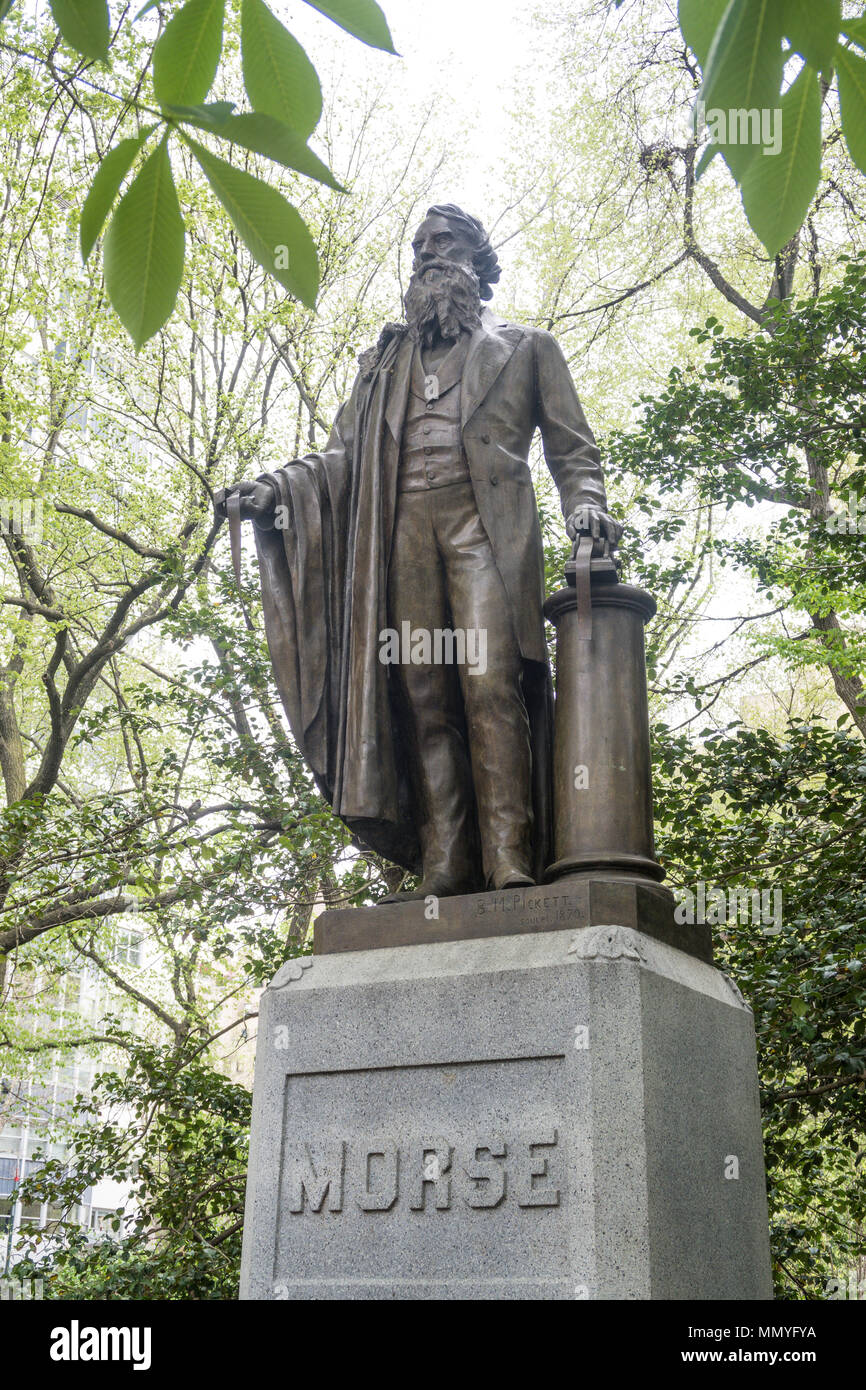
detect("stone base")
[313,873,712,964]
[240,921,772,1300]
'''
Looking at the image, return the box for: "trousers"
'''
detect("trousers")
[387,480,533,890]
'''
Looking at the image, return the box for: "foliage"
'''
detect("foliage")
[664,0,866,256]
[653,718,866,1297]
[0,0,395,343]
[609,254,866,737]
[603,246,866,1297]
[14,1046,251,1298]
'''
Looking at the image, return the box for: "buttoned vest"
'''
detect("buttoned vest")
[399,334,472,491]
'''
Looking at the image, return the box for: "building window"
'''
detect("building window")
[112,928,142,967]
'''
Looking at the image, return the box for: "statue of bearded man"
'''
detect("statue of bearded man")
[218,204,621,900]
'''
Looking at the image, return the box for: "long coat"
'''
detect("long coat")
[253,309,607,875]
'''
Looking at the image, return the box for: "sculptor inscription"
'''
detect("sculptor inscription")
[473,890,583,929]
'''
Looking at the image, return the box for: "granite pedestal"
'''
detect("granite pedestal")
[239,900,772,1300]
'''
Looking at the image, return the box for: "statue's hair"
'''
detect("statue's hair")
[424,204,501,301]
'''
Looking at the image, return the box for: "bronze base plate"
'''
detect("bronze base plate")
[313,873,712,964]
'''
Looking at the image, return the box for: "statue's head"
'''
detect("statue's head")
[411,205,500,299]
[404,204,501,346]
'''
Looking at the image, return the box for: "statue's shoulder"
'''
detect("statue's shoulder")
[507,319,557,347]
[507,319,571,365]
[484,312,551,351]
[483,308,522,335]
[357,321,410,380]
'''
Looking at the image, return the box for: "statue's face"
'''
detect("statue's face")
[411,214,476,276]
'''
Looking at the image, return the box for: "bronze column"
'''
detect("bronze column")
[544,555,665,888]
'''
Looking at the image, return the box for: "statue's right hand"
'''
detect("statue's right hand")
[214,479,277,524]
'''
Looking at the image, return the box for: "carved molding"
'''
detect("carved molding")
[269,957,314,990]
[568,925,647,962]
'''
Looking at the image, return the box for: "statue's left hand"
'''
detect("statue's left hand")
[565,506,623,551]
[214,479,277,524]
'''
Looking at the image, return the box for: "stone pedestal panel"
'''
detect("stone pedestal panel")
[240,924,772,1301]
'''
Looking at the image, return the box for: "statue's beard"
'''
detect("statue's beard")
[404,260,482,346]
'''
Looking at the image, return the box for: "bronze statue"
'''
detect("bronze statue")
[217,205,621,900]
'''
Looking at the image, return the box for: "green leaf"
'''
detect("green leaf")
[301,0,396,53]
[80,126,157,262]
[699,0,787,181]
[49,0,110,60]
[162,101,237,128]
[153,0,225,106]
[740,65,821,256]
[0,0,18,20]
[701,0,786,112]
[241,0,322,139]
[165,102,341,187]
[184,135,319,306]
[784,0,841,74]
[210,113,342,189]
[103,138,186,348]
[837,45,866,176]
[841,18,866,49]
[678,0,729,66]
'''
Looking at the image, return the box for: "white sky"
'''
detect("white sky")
[384,0,538,175]
[288,0,549,213]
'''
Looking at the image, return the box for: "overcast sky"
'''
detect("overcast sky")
[293,0,554,216]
